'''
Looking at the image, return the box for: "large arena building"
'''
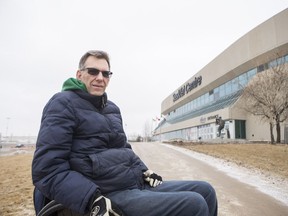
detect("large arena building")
[153,8,288,143]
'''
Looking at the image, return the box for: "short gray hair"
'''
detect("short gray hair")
[78,50,110,70]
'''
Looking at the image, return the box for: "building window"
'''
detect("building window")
[166,54,287,125]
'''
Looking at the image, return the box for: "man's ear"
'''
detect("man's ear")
[76,70,82,80]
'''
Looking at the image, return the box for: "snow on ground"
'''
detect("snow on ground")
[164,144,288,206]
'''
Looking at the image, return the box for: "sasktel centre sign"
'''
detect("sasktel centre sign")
[173,76,202,102]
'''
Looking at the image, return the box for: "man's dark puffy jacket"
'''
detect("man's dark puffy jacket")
[32,90,148,214]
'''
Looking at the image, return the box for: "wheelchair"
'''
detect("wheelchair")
[34,188,85,216]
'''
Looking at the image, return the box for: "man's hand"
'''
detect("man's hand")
[143,170,163,187]
[90,195,123,216]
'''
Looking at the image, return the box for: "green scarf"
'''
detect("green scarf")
[62,78,87,92]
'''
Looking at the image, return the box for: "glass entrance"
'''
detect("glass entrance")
[235,120,246,139]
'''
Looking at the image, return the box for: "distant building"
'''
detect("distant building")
[153,9,288,142]
[0,135,37,145]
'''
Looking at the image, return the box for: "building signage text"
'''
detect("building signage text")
[173,76,202,102]
[207,114,219,120]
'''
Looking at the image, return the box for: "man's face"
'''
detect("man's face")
[76,56,111,96]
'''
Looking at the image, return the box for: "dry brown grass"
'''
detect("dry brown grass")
[0,153,34,216]
[170,143,288,179]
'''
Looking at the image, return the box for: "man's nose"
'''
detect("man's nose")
[95,71,104,80]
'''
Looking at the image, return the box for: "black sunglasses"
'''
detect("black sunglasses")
[82,68,113,78]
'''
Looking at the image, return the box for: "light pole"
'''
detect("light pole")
[6,117,10,140]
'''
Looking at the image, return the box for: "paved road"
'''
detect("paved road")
[131,142,288,216]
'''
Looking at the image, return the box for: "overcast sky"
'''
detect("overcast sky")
[0,0,287,138]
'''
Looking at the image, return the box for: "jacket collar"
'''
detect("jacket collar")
[74,90,107,109]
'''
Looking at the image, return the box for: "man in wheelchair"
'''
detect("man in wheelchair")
[32,50,218,216]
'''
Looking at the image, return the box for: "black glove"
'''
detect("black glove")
[143,170,163,187]
[90,195,123,216]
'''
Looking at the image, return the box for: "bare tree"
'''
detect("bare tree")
[241,57,288,143]
[143,120,152,142]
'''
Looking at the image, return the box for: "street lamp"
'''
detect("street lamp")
[6,117,10,139]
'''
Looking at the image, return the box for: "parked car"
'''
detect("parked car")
[16,143,25,148]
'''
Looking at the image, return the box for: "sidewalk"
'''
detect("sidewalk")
[131,142,288,216]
